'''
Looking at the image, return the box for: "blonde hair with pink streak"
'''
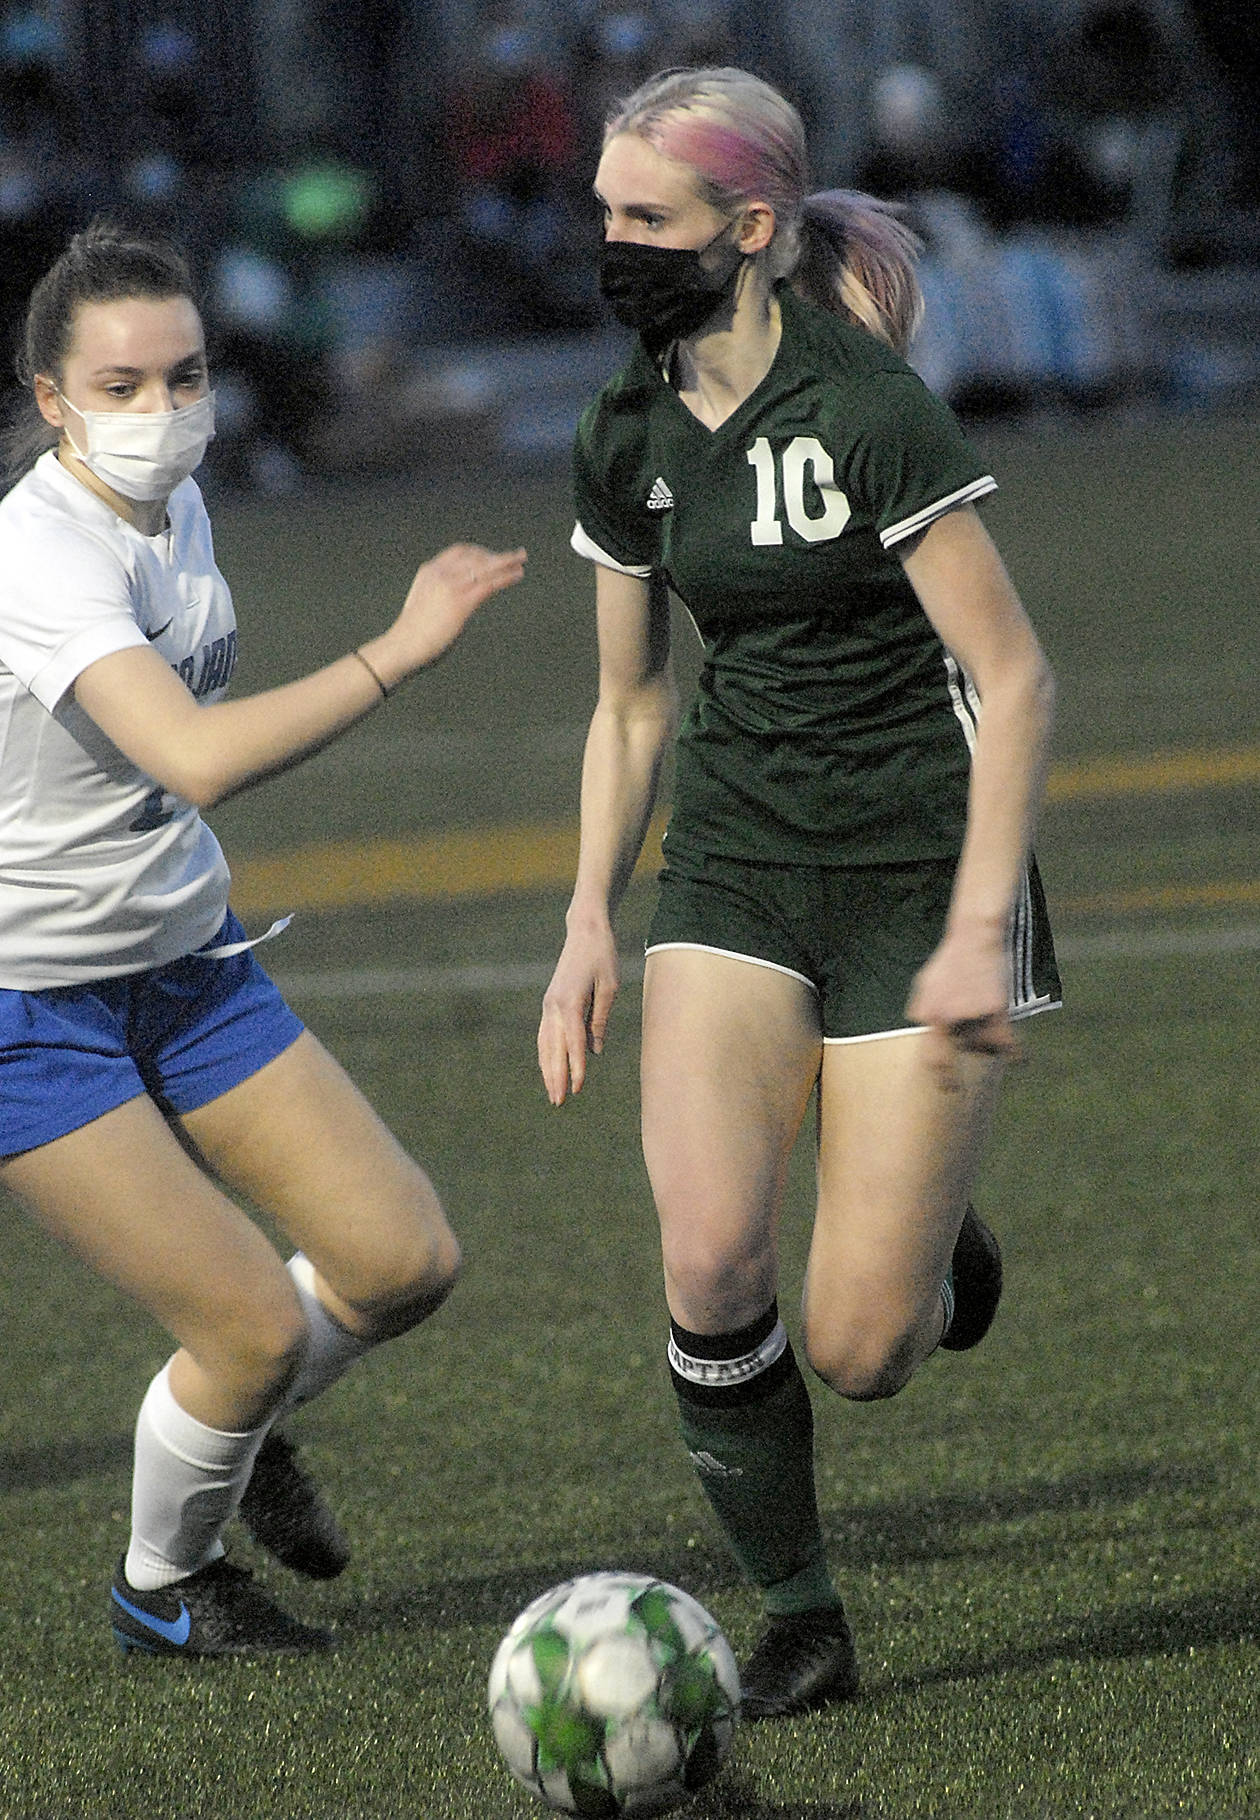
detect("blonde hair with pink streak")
[605,66,924,355]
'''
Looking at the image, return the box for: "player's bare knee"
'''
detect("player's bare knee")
[338,1207,462,1337]
[211,1294,308,1404]
[402,1196,462,1297]
[402,1218,462,1312]
[804,1323,919,1402]
[660,1227,772,1329]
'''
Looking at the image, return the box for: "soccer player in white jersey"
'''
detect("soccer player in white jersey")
[537,68,1061,1716]
[0,220,526,1656]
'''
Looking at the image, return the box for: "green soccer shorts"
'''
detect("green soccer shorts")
[647,844,1062,1042]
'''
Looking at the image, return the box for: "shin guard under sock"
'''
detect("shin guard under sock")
[669,1304,840,1616]
[126,1362,267,1589]
[281,1252,373,1413]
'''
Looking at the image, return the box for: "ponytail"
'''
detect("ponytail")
[793,191,924,356]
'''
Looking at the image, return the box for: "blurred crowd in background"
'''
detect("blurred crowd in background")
[1,0,1257,490]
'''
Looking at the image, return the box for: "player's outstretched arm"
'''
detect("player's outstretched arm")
[360,542,528,686]
[72,542,526,809]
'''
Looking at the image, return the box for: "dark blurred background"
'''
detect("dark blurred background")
[2,0,1256,489]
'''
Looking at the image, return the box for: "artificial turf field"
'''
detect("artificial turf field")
[0,405,1257,1819]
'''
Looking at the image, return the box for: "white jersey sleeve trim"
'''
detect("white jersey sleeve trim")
[880,476,997,550]
[29,617,151,711]
[571,520,654,578]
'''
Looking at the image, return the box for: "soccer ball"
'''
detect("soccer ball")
[488,1571,740,1816]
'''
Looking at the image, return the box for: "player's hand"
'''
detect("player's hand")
[905,931,1021,1089]
[538,922,621,1106]
[370,543,527,685]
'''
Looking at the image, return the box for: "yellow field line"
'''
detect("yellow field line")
[1046,744,1260,801]
[1058,879,1260,916]
[230,820,599,915]
[227,744,1260,917]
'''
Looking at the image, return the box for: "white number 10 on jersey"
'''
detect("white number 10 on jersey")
[747,436,852,546]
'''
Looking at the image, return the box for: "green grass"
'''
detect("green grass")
[0,407,1258,1818]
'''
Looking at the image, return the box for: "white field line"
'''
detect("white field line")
[272,923,1260,1002]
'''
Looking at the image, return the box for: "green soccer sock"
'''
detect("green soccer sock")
[669,1306,842,1618]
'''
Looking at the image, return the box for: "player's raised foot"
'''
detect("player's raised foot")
[940,1204,1003,1352]
[237,1428,350,1579]
[110,1556,333,1658]
[738,1606,860,1719]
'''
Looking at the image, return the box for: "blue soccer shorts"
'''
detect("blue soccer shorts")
[0,910,305,1159]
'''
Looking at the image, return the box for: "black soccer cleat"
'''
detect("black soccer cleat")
[738,1606,860,1719]
[110,1556,333,1657]
[237,1429,351,1579]
[939,1205,1003,1351]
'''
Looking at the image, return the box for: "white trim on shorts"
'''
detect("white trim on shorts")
[821,993,1062,1046]
[645,940,1062,1044]
[645,940,816,991]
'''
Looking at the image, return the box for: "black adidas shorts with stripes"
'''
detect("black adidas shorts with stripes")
[647,845,1062,1043]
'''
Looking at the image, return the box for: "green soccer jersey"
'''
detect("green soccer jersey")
[572,284,998,867]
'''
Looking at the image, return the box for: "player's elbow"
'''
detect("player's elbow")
[596,673,677,756]
[1029,648,1055,730]
[636,670,681,747]
[150,750,234,812]
[982,641,1055,744]
[177,777,224,813]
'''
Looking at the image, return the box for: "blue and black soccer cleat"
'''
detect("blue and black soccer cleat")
[110,1556,332,1657]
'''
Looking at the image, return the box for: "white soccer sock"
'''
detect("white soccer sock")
[125,1362,267,1590]
[282,1252,373,1412]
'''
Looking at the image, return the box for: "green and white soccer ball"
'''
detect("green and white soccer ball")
[488,1571,740,1816]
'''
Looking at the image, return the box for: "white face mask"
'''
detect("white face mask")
[59,390,215,501]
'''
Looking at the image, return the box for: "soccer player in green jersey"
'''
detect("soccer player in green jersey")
[538,67,1062,1717]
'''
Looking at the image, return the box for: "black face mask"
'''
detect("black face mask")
[599,224,745,345]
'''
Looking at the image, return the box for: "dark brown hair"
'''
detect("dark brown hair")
[3,218,198,484]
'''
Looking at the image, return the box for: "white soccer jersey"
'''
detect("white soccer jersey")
[0,451,233,987]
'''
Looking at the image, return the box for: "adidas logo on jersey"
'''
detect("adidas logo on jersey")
[646,477,674,512]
